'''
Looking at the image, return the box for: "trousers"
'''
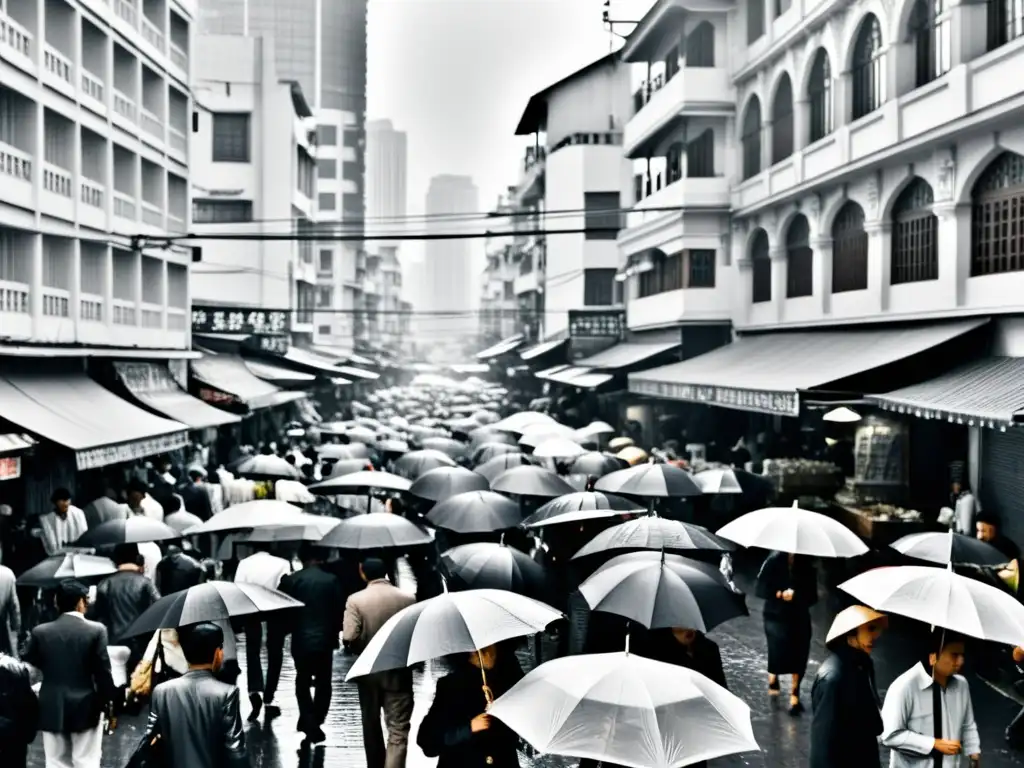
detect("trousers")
[357,679,413,768]
[245,619,285,701]
[294,650,334,732]
[41,725,103,768]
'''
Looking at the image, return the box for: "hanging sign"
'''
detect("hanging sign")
[115,362,179,394]
[0,457,21,481]
[628,378,801,417]
[76,431,189,471]
[191,305,290,335]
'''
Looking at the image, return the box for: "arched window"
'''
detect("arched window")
[751,229,772,303]
[910,0,951,87]
[851,15,885,120]
[666,142,684,184]
[808,49,833,143]
[985,0,1024,52]
[772,74,794,163]
[831,201,869,293]
[687,129,715,178]
[971,151,1024,276]
[786,214,813,297]
[891,178,938,284]
[742,97,762,180]
[687,22,715,67]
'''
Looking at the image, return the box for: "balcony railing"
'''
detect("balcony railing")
[113,191,135,220]
[80,294,103,322]
[0,280,29,313]
[140,108,163,139]
[115,0,137,27]
[113,90,137,122]
[44,45,73,84]
[166,212,185,232]
[141,305,162,328]
[523,145,546,172]
[141,201,163,227]
[112,299,136,325]
[42,163,73,197]
[81,179,104,208]
[167,126,186,154]
[633,73,665,112]
[42,288,70,317]
[81,70,104,102]
[169,42,187,71]
[167,308,186,331]
[0,142,32,182]
[141,17,164,51]
[0,14,32,59]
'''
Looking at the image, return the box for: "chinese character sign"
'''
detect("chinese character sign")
[192,305,292,335]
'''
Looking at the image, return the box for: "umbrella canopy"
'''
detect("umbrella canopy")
[716,502,869,558]
[239,514,340,543]
[122,582,303,639]
[469,428,517,447]
[494,411,556,434]
[426,491,522,533]
[607,436,635,450]
[345,589,561,680]
[491,465,576,499]
[693,468,743,494]
[317,443,372,461]
[419,437,466,459]
[346,426,378,444]
[442,542,547,597]
[17,553,117,587]
[318,512,433,550]
[839,565,1024,646]
[164,511,203,535]
[309,470,411,495]
[532,437,588,460]
[409,466,490,503]
[377,439,410,454]
[616,446,649,465]
[523,491,643,528]
[236,454,302,481]
[573,516,733,559]
[185,500,305,535]
[393,449,458,479]
[575,420,615,439]
[891,530,1009,566]
[595,464,703,499]
[569,452,625,477]
[578,551,747,631]
[327,458,373,478]
[74,517,180,548]
[518,424,579,449]
[489,652,759,768]
[472,442,522,465]
[473,454,532,483]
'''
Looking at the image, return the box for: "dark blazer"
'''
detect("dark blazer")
[24,612,115,733]
[0,653,39,766]
[90,569,161,642]
[278,564,345,656]
[148,669,247,768]
[810,644,883,768]
[177,482,213,521]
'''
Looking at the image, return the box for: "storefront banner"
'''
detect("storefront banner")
[569,309,625,339]
[76,431,189,471]
[115,362,179,394]
[253,335,289,355]
[629,378,800,417]
[0,456,21,481]
[191,306,290,335]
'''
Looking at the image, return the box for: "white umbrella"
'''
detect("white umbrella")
[495,411,556,434]
[716,501,868,558]
[490,651,759,768]
[575,420,615,440]
[184,500,305,534]
[693,468,743,495]
[839,565,1024,646]
[532,437,588,459]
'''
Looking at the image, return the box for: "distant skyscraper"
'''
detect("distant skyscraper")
[366,119,407,222]
[421,176,479,342]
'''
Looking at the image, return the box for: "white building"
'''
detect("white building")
[0,0,194,349]
[366,118,407,224]
[478,190,521,343]
[189,34,318,341]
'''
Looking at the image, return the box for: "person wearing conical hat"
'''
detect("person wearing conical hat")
[809,605,887,768]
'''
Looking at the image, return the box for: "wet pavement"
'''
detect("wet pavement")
[26,558,1024,768]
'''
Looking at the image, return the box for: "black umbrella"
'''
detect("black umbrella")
[327,458,373,478]
[392,449,457,480]
[420,437,467,459]
[410,466,490,503]
[491,465,576,499]
[578,551,747,631]
[572,516,733,560]
[469,428,516,447]
[427,491,522,533]
[473,442,522,465]
[236,454,302,481]
[318,443,372,461]
[522,491,644,529]
[16,553,117,588]
[318,512,434,549]
[309,470,411,495]
[570,452,626,477]
[121,582,303,638]
[594,464,703,498]
[474,454,532,483]
[442,542,548,597]
[73,517,181,549]
[891,530,1009,566]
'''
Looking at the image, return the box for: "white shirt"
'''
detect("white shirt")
[881,662,981,767]
[133,494,164,523]
[234,551,290,591]
[39,506,88,556]
[137,541,162,582]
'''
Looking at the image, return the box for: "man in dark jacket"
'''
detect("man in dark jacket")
[90,543,161,671]
[0,650,39,767]
[177,469,213,521]
[156,543,205,596]
[148,622,247,768]
[24,579,115,768]
[278,543,346,743]
[810,605,887,768]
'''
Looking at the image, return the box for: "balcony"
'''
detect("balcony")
[141,17,164,52]
[0,141,34,209]
[167,307,186,331]
[80,179,104,209]
[0,280,29,314]
[114,0,136,28]
[514,269,540,296]
[627,287,731,330]
[515,147,545,205]
[113,191,136,221]
[169,42,186,73]
[140,107,163,141]
[80,294,103,322]
[113,90,137,124]
[112,299,136,326]
[81,70,104,108]
[43,45,74,90]
[621,176,730,257]
[42,288,70,318]
[141,201,163,228]
[0,13,33,72]
[166,212,184,232]
[41,163,74,221]
[624,68,734,158]
[167,126,186,157]
[140,304,163,329]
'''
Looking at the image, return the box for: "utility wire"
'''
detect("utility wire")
[170,224,623,243]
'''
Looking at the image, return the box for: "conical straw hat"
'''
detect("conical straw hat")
[826,605,887,645]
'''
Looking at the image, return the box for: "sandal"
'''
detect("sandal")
[789,695,804,715]
[768,676,780,696]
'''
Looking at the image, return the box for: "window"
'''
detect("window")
[785,214,813,297]
[211,113,250,162]
[831,202,869,293]
[851,15,885,120]
[317,287,333,307]
[319,192,337,210]
[771,74,794,163]
[750,229,772,303]
[741,97,762,180]
[747,0,765,43]
[687,250,716,287]
[687,130,715,178]
[911,0,951,87]
[891,178,938,284]
[687,22,715,67]
[667,143,684,185]
[317,125,337,145]
[776,0,792,14]
[987,0,1024,51]
[318,159,337,179]
[584,269,616,305]
[638,251,682,297]
[971,151,1024,276]
[317,324,332,335]
[808,49,833,142]
[319,249,333,272]
[584,192,621,240]
[192,199,253,223]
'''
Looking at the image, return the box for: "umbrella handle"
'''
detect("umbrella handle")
[478,649,493,709]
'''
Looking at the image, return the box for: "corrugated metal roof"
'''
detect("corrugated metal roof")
[576,341,680,370]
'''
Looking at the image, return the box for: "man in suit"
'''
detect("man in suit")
[0,562,20,657]
[176,469,213,521]
[343,557,416,768]
[147,622,247,768]
[278,543,346,744]
[89,543,161,673]
[24,579,115,768]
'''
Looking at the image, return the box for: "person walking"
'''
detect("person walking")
[38,489,88,557]
[0,648,39,768]
[881,629,980,767]
[343,557,416,768]
[810,605,887,768]
[24,579,116,768]
[156,543,205,596]
[234,542,291,721]
[278,543,345,744]
[146,622,248,768]
[0,561,21,657]
[89,543,161,673]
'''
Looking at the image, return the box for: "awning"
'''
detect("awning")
[521,338,567,361]
[576,341,680,370]
[348,352,377,367]
[536,364,572,380]
[0,346,199,360]
[870,357,1024,428]
[336,366,380,381]
[191,354,288,409]
[281,347,349,375]
[114,362,240,430]
[566,372,615,389]
[245,360,317,386]
[269,391,308,406]
[547,366,594,384]
[0,433,35,457]
[0,373,188,470]
[476,335,525,360]
[629,319,986,417]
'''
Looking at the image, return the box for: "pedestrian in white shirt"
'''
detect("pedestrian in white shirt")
[126,479,164,522]
[235,544,292,721]
[881,629,980,767]
[38,488,88,556]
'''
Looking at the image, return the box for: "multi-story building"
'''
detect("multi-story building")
[189,34,318,342]
[0,0,194,350]
[478,193,520,343]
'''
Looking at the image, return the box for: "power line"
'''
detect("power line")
[170,224,625,243]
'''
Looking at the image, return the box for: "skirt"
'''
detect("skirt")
[764,611,812,677]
